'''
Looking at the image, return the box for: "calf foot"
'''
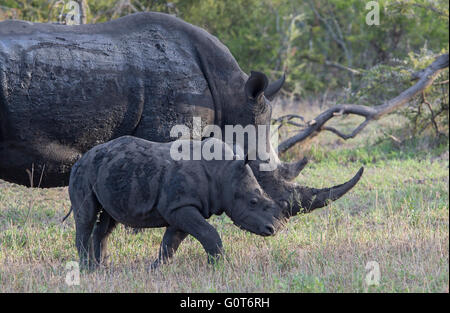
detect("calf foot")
[207,253,224,267]
[150,260,162,271]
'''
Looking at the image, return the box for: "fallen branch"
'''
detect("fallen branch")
[277,53,449,153]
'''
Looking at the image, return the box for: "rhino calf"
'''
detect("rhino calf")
[68,136,280,269]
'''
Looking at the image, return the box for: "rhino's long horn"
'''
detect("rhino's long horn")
[279,157,308,181]
[265,73,286,100]
[298,167,364,212]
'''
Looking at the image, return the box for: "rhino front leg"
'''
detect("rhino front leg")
[170,206,223,264]
[151,226,188,269]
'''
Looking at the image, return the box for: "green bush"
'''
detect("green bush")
[0,0,448,101]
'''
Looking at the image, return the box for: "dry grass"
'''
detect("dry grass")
[0,102,448,292]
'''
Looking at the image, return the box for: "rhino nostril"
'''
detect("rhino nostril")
[264,224,274,235]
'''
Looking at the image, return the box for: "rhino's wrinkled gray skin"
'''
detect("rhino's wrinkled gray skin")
[68,136,280,269]
[0,12,362,218]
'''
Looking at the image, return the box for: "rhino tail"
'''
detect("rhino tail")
[61,206,73,223]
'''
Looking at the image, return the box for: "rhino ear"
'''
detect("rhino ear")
[245,71,269,100]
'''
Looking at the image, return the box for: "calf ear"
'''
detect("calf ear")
[234,153,250,164]
[232,143,245,159]
[244,153,250,165]
[245,71,269,100]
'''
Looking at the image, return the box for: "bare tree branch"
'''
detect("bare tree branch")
[321,119,370,140]
[410,2,449,18]
[272,114,305,124]
[298,53,362,75]
[324,60,362,75]
[277,53,449,153]
[422,91,440,136]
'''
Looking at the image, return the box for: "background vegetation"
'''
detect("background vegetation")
[0,0,448,91]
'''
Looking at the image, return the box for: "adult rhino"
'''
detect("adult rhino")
[0,12,363,216]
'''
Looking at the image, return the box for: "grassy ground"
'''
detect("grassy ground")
[0,105,448,292]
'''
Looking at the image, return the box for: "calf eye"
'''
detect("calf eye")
[250,198,258,206]
[280,200,290,209]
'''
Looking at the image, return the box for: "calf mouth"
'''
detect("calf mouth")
[233,218,276,237]
[259,224,275,236]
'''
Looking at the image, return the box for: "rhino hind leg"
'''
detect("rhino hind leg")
[92,210,117,267]
[151,226,188,269]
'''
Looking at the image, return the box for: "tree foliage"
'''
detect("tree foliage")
[1,0,447,94]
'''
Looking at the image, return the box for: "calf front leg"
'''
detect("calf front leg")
[169,206,223,264]
[151,226,188,269]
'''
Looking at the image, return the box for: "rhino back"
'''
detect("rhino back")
[0,13,219,151]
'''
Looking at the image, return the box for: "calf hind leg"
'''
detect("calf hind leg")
[151,226,188,269]
[92,210,117,267]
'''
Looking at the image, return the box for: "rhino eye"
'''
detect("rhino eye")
[250,198,258,206]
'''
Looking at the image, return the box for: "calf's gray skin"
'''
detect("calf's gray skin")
[1,12,363,219]
[68,136,280,269]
